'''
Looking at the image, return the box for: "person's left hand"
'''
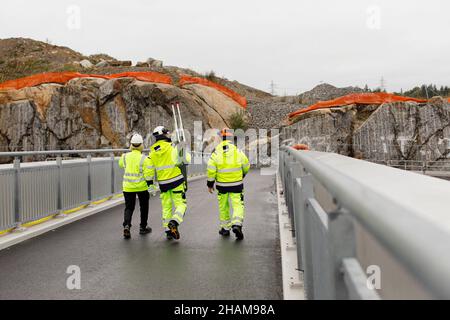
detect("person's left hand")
[149,185,158,196]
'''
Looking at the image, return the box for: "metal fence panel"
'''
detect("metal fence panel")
[61,163,89,210]
[0,149,209,233]
[91,160,112,201]
[342,258,380,300]
[114,159,124,194]
[308,199,333,299]
[20,166,59,223]
[0,169,15,230]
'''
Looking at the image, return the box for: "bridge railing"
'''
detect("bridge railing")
[279,146,450,299]
[367,159,450,172]
[0,149,208,232]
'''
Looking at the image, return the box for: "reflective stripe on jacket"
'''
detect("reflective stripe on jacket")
[207,141,249,192]
[119,150,152,192]
[147,139,191,192]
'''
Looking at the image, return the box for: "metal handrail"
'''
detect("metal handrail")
[282,146,450,298]
[0,149,138,158]
[0,148,209,233]
[0,149,208,159]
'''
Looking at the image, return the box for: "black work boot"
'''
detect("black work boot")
[123,226,131,239]
[232,225,244,240]
[139,226,152,235]
[165,230,173,240]
[219,228,230,236]
[168,220,180,240]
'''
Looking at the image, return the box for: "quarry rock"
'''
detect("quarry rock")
[0,77,244,160]
[282,100,450,162]
[79,59,93,68]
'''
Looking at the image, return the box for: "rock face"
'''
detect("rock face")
[282,98,450,162]
[108,60,132,67]
[79,59,93,68]
[95,60,109,68]
[146,58,163,68]
[0,77,243,160]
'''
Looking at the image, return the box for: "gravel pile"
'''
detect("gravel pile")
[247,98,306,129]
[299,83,364,105]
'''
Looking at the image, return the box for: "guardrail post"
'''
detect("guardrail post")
[13,157,24,230]
[279,151,285,183]
[111,153,115,195]
[87,154,92,202]
[56,156,64,216]
[293,178,304,272]
[328,208,356,299]
[298,173,315,299]
[288,160,302,237]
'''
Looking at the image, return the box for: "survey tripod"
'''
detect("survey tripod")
[172,102,188,191]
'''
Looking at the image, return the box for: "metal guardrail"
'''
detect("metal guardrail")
[279,147,450,299]
[0,149,208,232]
[368,159,450,172]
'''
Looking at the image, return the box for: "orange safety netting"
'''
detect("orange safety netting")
[179,75,247,108]
[289,92,427,119]
[0,71,172,91]
[289,92,428,120]
[292,144,310,151]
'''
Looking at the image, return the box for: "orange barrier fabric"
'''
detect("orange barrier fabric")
[289,92,428,120]
[292,144,310,151]
[179,75,247,108]
[0,71,172,90]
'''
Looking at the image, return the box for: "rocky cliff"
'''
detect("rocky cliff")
[282,97,450,162]
[0,76,244,159]
[0,38,275,160]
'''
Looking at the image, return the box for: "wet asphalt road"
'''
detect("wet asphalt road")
[0,170,282,300]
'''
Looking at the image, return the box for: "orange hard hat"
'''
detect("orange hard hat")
[220,128,233,137]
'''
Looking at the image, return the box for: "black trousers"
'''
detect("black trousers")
[123,191,149,228]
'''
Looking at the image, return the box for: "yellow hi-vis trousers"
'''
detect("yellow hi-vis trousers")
[217,192,244,229]
[160,183,187,229]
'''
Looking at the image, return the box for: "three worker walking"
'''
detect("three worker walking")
[119,126,249,241]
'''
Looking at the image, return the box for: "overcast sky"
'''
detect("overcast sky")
[1,0,449,95]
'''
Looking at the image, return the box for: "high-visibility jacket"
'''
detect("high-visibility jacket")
[147,138,191,192]
[207,140,250,193]
[119,150,153,192]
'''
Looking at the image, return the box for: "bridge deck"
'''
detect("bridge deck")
[0,170,282,299]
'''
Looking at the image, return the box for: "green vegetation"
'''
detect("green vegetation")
[0,59,51,82]
[400,84,450,98]
[56,63,81,73]
[229,110,249,131]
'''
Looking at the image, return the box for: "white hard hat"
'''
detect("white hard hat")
[153,126,169,136]
[130,133,143,145]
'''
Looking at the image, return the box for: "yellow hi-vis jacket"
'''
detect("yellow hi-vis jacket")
[207,140,250,192]
[147,138,191,192]
[119,149,153,192]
